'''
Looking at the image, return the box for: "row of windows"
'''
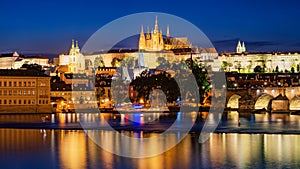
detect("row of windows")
[0,81,36,87]
[51,92,96,96]
[39,100,49,104]
[0,89,35,96]
[0,99,35,105]
[0,99,49,105]
[50,92,72,96]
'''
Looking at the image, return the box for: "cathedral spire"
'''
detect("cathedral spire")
[242,41,246,52]
[154,16,159,34]
[140,25,144,34]
[236,40,242,53]
[139,25,146,50]
[166,25,170,38]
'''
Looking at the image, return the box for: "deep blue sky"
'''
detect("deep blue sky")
[1,0,300,56]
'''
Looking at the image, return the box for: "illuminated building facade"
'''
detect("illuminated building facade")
[59,40,85,73]
[82,17,217,71]
[216,41,300,73]
[138,16,190,51]
[0,69,51,113]
[94,67,117,108]
[0,52,49,70]
[50,72,96,111]
[0,52,20,69]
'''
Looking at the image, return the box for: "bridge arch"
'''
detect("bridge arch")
[255,93,273,110]
[290,95,300,110]
[227,94,241,109]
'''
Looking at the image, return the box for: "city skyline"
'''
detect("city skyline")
[1,0,300,57]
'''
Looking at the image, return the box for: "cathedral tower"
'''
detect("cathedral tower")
[138,17,165,51]
[236,40,246,53]
[138,25,146,50]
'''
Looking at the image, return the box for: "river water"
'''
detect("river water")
[0,111,299,168]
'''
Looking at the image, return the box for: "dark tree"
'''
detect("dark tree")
[131,70,180,106]
[291,67,295,73]
[254,65,262,73]
[21,63,43,71]
[184,59,210,104]
[111,57,121,67]
[275,66,279,73]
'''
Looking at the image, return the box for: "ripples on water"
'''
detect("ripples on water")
[0,129,299,169]
[0,111,300,133]
[0,112,299,168]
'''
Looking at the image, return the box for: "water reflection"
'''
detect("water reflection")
[0,112,300,133]
[0,129,299,168]
[220,111,300,132]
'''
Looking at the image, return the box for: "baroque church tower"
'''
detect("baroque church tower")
[236,40,246,53]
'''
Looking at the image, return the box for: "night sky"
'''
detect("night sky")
[1,0,300,56]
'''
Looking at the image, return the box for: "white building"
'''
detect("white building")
[213,41,300,73]
[0,52,20,69]
[59,40,85,73]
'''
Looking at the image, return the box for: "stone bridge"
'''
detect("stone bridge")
[226,87,300,111]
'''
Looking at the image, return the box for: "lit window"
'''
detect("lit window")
[24,90,26,95]
[28,82,31,87]
[32,82,35,86]
[32,90,35,95]
[28,90,30,95]
[24,82,26,87]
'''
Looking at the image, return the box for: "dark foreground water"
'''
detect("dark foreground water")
[0,111,299,168]
[0,129,299,169]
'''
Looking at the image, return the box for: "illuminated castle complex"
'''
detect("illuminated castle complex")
[138,16,190,51]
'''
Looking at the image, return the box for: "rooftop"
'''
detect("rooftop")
[0,69,48,77]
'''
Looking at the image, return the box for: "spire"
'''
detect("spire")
[166,25,170,38]
[242,41,246,52]
[154,16,159,34]
[75,40,79,49]
[236,40,242,53]
[140,25,144,34]
[71,39,75,48]
[139,25,146,50]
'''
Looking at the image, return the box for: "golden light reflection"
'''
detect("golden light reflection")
[0,129,300,168]
[59,130,87,169]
